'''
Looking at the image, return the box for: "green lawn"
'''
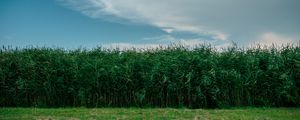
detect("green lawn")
[1,108,300,120]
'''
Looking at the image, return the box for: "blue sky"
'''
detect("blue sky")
[1,0,300,49]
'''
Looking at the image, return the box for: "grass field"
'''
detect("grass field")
[1,108,300,120]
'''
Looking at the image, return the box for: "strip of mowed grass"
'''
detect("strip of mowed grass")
[0,108,300,120]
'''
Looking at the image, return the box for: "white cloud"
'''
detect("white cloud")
[251,32,296,47]
[142,35,206,45]
[162,28,174,34]
[58,0,228,41]
[103,35,202,50]
[142,35,177,43]
[58,0,300,47]
[104,34,233,50]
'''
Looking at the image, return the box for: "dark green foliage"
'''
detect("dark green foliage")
[0,44,300,108]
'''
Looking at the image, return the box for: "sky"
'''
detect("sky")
[1,0,300,49]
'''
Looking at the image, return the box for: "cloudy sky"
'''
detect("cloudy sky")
[1,0,300,49]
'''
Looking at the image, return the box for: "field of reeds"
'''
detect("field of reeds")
[0,44,299,108]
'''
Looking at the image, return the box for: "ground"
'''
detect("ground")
[0,108,300,120]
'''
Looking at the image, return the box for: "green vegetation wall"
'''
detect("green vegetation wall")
[1,45,300,108]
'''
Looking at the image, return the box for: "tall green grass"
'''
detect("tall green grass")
[0,44,299,108]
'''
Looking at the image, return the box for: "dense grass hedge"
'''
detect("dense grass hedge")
[0,45,300,108]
